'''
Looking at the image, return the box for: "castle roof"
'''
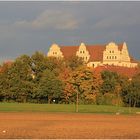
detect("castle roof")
[86,45,105,61]
[130,56,138,63]
[60,43,125,62]
[93,65,139,78]
[60,46,79,58]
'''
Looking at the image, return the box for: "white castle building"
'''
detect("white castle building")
[47,42,138,68]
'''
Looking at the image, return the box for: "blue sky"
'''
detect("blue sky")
[0,1,140,62]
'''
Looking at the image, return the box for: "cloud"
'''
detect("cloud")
[92,11,140,30]
[14,10,79,30]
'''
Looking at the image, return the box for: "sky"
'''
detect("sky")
[0,1,140,62]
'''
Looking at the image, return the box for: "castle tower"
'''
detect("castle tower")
[76,43,90,62]
[47,43,63,58]
[121,42,130,62]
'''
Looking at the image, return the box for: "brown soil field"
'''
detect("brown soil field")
[0,112,140,139]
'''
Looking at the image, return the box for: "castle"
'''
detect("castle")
[47,42,138,68]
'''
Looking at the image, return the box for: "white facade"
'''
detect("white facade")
[47,44,64,58]
[102,42,137,68]
[76,43,90,62]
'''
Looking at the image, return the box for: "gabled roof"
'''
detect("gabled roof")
[58,43,137,63]
[60,44,106,61]
[86,45,106,61]
[60,46,79,58]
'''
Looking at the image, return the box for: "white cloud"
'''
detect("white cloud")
[14,10,79,30]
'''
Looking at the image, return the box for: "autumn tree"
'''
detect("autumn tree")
[68,66,102,106]
[0,62,13,101]
[59,67,75,103]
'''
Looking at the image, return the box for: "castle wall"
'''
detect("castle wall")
[87,61,102,68]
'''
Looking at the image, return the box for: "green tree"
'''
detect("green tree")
[65,56,84,70]
[101,71,119,94]
[121,73,140,107]
[0,55,35,102]
[0,73,9,101]
[31,51,48,83]
[37,69,64,104]
[46,57,65,76]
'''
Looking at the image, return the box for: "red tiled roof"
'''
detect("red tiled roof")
[60,44,106,61]
[86,45,106,61]
[93,65,139,78]
[130,56,138,63]
[60,46,79,58]
[59,43,137,63]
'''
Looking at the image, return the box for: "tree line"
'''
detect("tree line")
[0,51,140,107]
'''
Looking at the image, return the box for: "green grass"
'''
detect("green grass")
[0,102,140,114]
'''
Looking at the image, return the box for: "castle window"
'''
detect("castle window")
[110,56,111,59]
[115,56,117,59]
[112,56,114,59]
[53,52,57,55]
[80,51,82,53]
[107,56,108,59]
[83,51,85,53]
[112,51,114,53]
[110,51,111,53]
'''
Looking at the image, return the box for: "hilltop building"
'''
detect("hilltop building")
[47,42,138,68]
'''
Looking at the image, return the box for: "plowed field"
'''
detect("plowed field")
[0,113,140,139]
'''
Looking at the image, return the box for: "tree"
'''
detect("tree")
[45,57,65,76]
[68,66,102,111]
[0,55,35,102]
[0,72,10,101]
[0,61,13,73]
[31,52,65,81]
[120,73,140,107]
[37,69,64,104]
[59,67,75,104]
[31,51,48,83]
[65,56,84,70]
[101,71,119,94]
